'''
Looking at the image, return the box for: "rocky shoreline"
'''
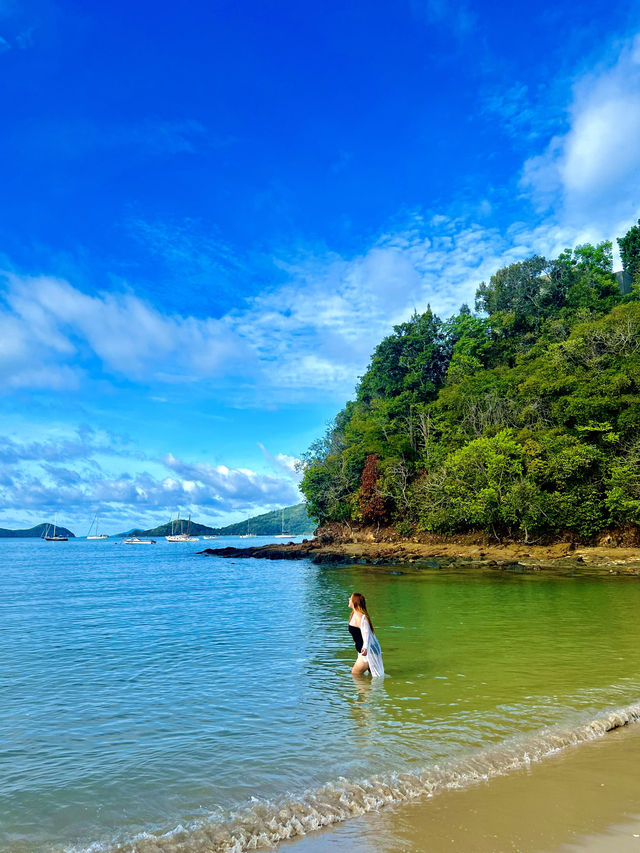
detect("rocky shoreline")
[200,531,640,576]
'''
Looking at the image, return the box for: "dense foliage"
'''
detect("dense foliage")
[618,219,640,287]
[300,228,640,540]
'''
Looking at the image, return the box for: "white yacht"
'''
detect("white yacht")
[238,519,253,538]
[87,515,108,540]
[166,513,199,542]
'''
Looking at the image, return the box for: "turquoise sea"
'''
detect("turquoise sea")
[2,537,640,852]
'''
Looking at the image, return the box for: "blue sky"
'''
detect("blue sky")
[1,0,640,533]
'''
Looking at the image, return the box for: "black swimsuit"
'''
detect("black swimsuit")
[349,624,364,653]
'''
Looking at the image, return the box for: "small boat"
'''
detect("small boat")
[42,514,68,541]
[123,537,156,545]
[86,515,108,540]
[238,520,253,538]
[274,508,292,538]
[166,513,199,542]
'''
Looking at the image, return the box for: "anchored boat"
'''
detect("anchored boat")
[166,513,199,542]
[87,515,108,540]
[42,514,68,541]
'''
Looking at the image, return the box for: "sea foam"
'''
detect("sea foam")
[69,700,640,853]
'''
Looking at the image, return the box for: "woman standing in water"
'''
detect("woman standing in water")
[348,592,384,677]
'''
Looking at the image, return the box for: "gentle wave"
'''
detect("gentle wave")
[70,701,640,853]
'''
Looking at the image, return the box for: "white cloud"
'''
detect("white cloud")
[5,37,640,405]
[1,236,481,401]
[164,453,300,507]
[0,434,302,531]
[521,33,640,232]
[0,426,137,465]
[236,214,587,400]
[127,217,248,287]
[0,213,599,403]
[258,443,302,480]
[0,272,253,387]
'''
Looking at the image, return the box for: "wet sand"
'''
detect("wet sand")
[285,722,640,852]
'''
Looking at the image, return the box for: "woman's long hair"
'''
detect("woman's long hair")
[351,592,375,634]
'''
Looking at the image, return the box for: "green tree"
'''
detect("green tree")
[357,308,449,403]
[443,307,493,379]
[551,242,619,318]
[413,430,529,535]
[618,219,640,284]
[300,236,640,539]
[606,442,640,525]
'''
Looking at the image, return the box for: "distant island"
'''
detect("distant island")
[120,503,315,538]
[0,523,76,539]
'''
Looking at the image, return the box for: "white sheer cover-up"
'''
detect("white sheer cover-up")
[359,615,384,677]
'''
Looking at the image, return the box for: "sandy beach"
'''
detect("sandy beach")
[286,720,640,853]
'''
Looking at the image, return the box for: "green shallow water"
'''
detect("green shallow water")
[1,539,640,852]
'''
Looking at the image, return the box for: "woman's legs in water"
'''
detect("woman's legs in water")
[351,653,370,675]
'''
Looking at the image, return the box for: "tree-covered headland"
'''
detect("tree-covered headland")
[300,222,640,542]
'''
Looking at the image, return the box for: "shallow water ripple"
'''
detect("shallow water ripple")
[1,539,640,852]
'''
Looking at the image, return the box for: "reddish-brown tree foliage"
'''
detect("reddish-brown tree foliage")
[358,454,388,524]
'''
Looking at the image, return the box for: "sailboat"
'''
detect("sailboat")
[166,513,199,542]
[86,515,108,540]
[42,513,68,541]
[238,519,253,538]
[274,508,292,538]
[165,513,181,541]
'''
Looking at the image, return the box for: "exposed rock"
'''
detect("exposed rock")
[199,529,640,576]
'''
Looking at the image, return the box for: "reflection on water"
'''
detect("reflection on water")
[1,539,640,852]
[349,675,387,743]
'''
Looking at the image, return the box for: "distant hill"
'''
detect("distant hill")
[212,503,315,536]
[120,503,315,538]
[0,523,76,538]
[122,519,218,537]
